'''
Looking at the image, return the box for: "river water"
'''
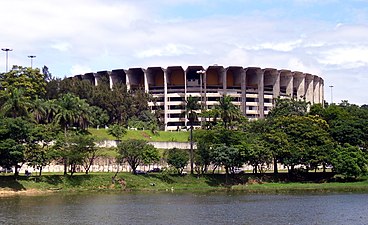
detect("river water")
[0,192,367,225]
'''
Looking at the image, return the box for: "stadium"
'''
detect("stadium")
[73,65,324,131]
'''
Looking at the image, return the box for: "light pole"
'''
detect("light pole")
[329,85,334,104]
[28,55,36,68]
[1,48,13,72]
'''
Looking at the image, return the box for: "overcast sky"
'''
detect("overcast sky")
[1,0,368,104]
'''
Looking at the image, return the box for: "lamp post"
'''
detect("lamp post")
[329,85,334,104]
[1,48,13,72]
[28,55,36,68]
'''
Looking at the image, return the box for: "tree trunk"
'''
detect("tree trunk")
[14,165,19,178]
[63,158,67,175]
[273,157,278,174]
[190,125,194,174]
[63,126,68,176]
[225,167,229,184]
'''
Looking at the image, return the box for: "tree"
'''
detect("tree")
[0,88,32,118]
[242,133,273,174]
[166,148,189,174]
[89,106,109,129]
[29,96,47,123]
[54,93,93,175]
[25,124,57,176]
[53,132,97,176]
[182,95,200,174]
[116,139,155,174]
[310,102,368,150]
[142,144,160,170]
[194,128,246,174]
[91,82,129,124]
[210,145,245,181]
[267,97,309,118]
[331,144,368,178]
[108,124,127,141]
[214,94,242,130]
[0,65,47,99]
[271,115,334,173]
[0,117,35,177]
[193,130,213,174]
[54,93,92,133]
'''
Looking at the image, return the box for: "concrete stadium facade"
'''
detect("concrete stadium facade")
[73,66,324,131]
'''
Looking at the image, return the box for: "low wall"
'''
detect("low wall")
[97,140,195,149]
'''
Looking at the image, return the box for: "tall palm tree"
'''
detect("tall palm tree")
[30,96,47,123]
[215,94,241,130]
[183,95,200,174]
[0,88,32,118]
[54,93,80,175]
[54,93,78,134]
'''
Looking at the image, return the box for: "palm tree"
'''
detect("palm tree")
[183,95,200,174]
[215,94,241,130]
[54,93,80,175]
[44,99,58,124]
[54,94,78,134]
[0,88,32,118]
[30,96,47,123]
[74,98,91,129]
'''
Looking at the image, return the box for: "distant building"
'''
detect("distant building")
[72,66,324,131]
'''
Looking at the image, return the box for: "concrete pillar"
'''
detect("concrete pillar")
[221,68,227,94]
[305,74,314,103]
[163,69,168,131]
[143,69,148,93]
[109,72,113,89]
[93,73,99,86]
[257,69,265,118]
[241,68,247,115]
[184,68,187,128]
[313,76,320,104]
[286,73,293,98]
[273,71,280,99]
[204,70,207,110]
[125,69,131,91]
[320,79,324,106]
[293,72,305,100]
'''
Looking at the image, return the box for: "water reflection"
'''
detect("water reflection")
[0,192,367,225]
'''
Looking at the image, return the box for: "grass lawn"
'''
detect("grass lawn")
[1,173,368,194]
[88,128,189,142]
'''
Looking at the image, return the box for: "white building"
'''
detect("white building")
[74,65,324,131]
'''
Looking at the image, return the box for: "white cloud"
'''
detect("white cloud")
[318,46,368,68]
[70,64,92,75]
[51,42,72,52]
[136,44,196,58]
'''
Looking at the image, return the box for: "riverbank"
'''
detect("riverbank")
[1,172,368,197]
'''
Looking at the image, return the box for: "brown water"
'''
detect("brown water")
[0,192,367,225]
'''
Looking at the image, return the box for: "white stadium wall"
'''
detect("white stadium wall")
[72,66,324,131]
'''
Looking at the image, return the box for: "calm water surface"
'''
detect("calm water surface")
[0,192,367,225]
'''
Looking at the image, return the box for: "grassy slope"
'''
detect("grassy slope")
[89,129,189,142]
[1,173,368,194]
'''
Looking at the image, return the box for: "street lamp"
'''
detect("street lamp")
[329,85,334,104]
[1,48,13,72]
[28,55,36,68]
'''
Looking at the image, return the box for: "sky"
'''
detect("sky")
[1,0,368,105]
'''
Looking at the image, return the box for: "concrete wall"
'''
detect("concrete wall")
[97,140,195,149]
[72,65,324,130]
